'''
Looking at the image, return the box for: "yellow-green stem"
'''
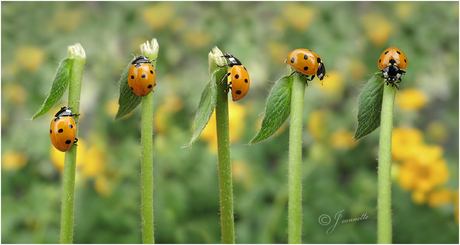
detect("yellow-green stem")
[60,44,85,244]
[377,84,396,244]
[288,74,305,244]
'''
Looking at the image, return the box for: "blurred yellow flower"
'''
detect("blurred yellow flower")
[142,3,174,30]
[411,190,427,205]
[170,17,185,32]
[349,59,367,82]
[50,9,83,33]
[361,13,392,47]
[94,176,113,197]
[319,71,345,94]
[154,94,184,134]
[232,161,253,189]
[50,139,86,172]
[80,145,106,177]
[268,41,290,65]
[396,2,413,20]
[201,103,247,152]
[391,127,424,162]
[396,88,427,111]
[308,110,327,142]
[427,188,452,207]
[426,120,449,143]
[184,30,212,49]
[399,156,449,193]
[329,128,358,149]
[15,46,44,72]
[283,3,314,32]
[2,151,27,170]
[3,83,27,105]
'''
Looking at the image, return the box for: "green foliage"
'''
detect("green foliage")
[250,75,293,144]
[32,58,72,119]
[354,73,385,140]
[115,65,142,120]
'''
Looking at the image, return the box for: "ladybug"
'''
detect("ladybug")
[218,54,250,101]
[128,55,156,97]
[378,47,408,89]
[50,106,79,152]
[285,49,326,85]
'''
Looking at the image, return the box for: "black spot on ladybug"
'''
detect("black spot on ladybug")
[65,140,72,144]
[396,51,401,54]
[379,59,381,63]
[404,59,407,63]
[148,85,153,89]
[235,74,240,79]
[58,128,64,133]
[384,51,389,55]
[304,66,309,71]
[304,55,308,60]
[69,124,73,129]
[50,130,52,133]
[236,90,242,94]
[130,87,134,90]
[142,74,146,78]
[245,79,248,83]
[150,70,153,74]
[290,57,295,63]
[131,75,135,79]
[317,58,321,63]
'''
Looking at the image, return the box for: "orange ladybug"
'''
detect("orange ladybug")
[218,54,250,101]
[50,106,79,152]
[377,47,408,88]
[128,55,156,97]
[285,49,326,84]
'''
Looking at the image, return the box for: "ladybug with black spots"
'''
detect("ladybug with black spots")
[285,48,326,85]
[50,106,79,152]
[128,55,156,97]
[218,54,250,101]
[378,46,408,89]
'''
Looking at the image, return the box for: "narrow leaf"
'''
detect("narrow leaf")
[250,75,293,145]
[115,65,142,120]
[32,58,73,119]
[354,73,385,140]
[188,69,226,147]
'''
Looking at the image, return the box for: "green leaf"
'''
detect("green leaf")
[32,58,73,120]
[187,69,226,147]
[250,75,293,145]
[115,65,142,120]
[354,73,386,140]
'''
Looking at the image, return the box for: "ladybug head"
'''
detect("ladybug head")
[222,54,242,66]
[316,62,326,81]
[131,55,153,65]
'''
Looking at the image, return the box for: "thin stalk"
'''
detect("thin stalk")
[377,84,396,244]
[288,74,306,244]
[60,44,85,244]
[215,81,235,244]
[139,39,159,244]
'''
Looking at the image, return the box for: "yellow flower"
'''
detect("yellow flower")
[396,2,413,20]
[361,13,392,47]
[283,3,314,32]
[427,188,453,207]
[80,145,106,177]
[348,59,367,82]
[184,30,212,49]
[411,190,427,205]
[399,156,449,193]
[308,110,327,142]
[94,176,113,197]
[232,161,253,189]
[391,127,424,162]
[15,46,44,72]
[201,103,247,152]
[2,151,27,170]
[329,128,358,149]
[50,139,86,172]
[426,120,449,143]
[318,71,345,102]
[3,83,27,105]
[396,88,427,111]
[142,3,174,30]
[268,41,290,65]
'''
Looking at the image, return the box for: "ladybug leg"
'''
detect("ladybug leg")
[288,71,297,77]
[73,138,79,146]
[225,82,232,93]
[218,72,231,86]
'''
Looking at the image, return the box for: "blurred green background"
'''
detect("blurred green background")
[1,1,459,243]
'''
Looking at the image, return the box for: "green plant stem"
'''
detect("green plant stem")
[60,44,85,244]
[377,84,396,244]
[288,74,306,244]
[141,92,155,244]
[215,82,235,244]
